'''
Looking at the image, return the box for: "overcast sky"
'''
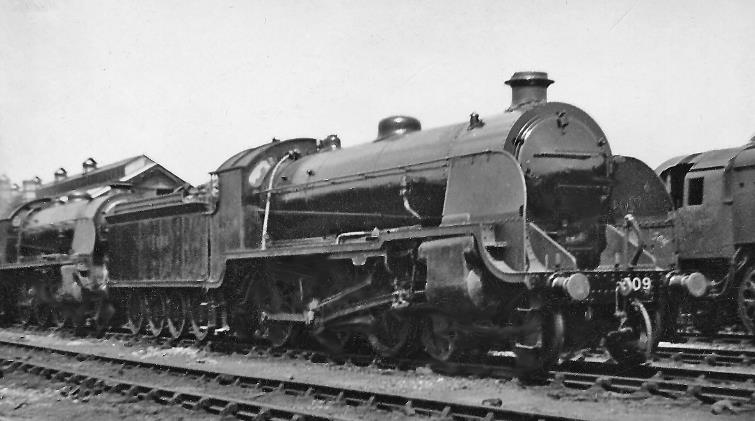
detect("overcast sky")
[1,0,754,185]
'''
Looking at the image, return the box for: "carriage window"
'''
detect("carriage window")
[688,177,704,205]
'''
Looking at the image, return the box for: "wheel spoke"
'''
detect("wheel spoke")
[126,293,145,335]
[190,293,213,342]
[606,299,652,366]
[146,292,166,337]
[421,315,458,362]
[255,279,299,348]
[166,291,188,339]
[368,311,416,357]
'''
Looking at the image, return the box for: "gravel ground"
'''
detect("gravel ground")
[0,329,753,420]
[0,369,224,421]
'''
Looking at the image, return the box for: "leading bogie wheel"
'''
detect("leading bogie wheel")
[126,292,146,335]
[166,291,189,339]
[514,309,565,381]
[606,299,653,366]
[738,268,755,334]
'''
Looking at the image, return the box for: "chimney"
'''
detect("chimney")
[505,71,553,110]
[54,167,68,182]
[82,157,97,174]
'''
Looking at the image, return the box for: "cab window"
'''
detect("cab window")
[248,158,274,188]
[688,177,704,205]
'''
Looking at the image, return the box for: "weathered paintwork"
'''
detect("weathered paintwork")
[105,191,211,286]
[658,146,750,260]
[606,156,675,269]
[657,142,755,332]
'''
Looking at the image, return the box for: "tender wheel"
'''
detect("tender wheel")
[145,291,167,337]
[190,292,214,342]
[421,315,462,362]
[166,291,189,339]
[368,311,417,357]
[738,268,755,334]
[16,283,33,326]
[126,292,146,335]
[514,309,565,380]
[606,299,653,366]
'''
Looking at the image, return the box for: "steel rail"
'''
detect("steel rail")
[0,358,344,421]
[8,326,755,406]
[0,336,585,421]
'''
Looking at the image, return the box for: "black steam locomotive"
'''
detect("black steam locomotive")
[658,140,755,335]
[0,72,677,376]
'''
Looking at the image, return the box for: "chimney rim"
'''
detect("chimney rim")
[505,71,554,87]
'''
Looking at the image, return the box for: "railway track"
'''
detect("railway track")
[0,335,585,421]
[3,326,755,416]
[655,344,755,367]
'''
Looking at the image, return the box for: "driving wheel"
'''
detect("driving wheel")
[255,279,300,348]
[368,311,417,357]
[421,314,462,362]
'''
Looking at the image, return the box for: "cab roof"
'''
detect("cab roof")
[656,143,755,175]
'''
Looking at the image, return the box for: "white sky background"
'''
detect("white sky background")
[1,0,754,186]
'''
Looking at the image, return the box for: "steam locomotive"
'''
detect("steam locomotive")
[658,140,755,335]
[0,71,678,376]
